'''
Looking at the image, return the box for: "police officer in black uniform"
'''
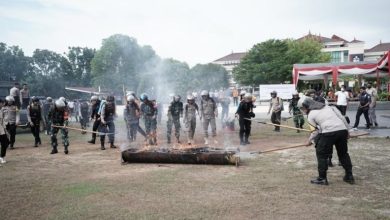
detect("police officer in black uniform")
[99,95,116,150]
[88,96,101,144]
[27,96,42,147]
[352,86,371,130]
[235,93,255,145]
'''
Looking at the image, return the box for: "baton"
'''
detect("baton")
[244,118,312,132]
[51,125,116,135]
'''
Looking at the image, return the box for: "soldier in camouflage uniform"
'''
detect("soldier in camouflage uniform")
[140,93,158,145]
[27,96,42,147]
[124,95,141,142]
[166,94,174,143]
[99,95,117,150]
[289,91,304,133]
[43,97,54,135]
[49,99,69,154]
[184,95,199,145]
[200,90,218,145]
[4,96,19,149]
[167,95,183,144]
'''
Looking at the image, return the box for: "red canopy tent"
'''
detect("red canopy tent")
[292,50,390,87]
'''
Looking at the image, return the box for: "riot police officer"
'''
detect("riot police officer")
[99,95,117,150]
[88,96,101,144]
[199,90,218,145]
[167,95,183,144]
[236,93,255,145]
[4,96,18,149]
[140,93,158,145]
[27,96,42,147]
[49,99,69,154]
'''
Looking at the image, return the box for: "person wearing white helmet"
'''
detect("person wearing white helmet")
[43,97,54,135]
[88,95,101,145]
[288,91,304,133]
[48,99,69,154]
[184,95,199,145]
[4,95,19,149]
[200,90,218,145]
[239,90,246,101]
[0,98,10,164]
[298,96,354,185]
[27,96,42,147]
[124,95,141,142]
[267,91,283,132]
[235,93,255,145]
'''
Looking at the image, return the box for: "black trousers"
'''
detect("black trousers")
[6,124,16,146]
[91,119,101,140]
[271,111,281,131]
[30,121,41,144]
[0,134,9,157]
[353,107,370,128]
[336,105,347,116]
[239,119,251,141]
[315,130,353,179]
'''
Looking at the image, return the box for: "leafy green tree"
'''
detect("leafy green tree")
[64,47,95,86]
[189,63,229,91]
[0,42,30,81]
[91,34,157,93]
[233,39,330,85]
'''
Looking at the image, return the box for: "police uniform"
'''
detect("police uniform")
[88,100,101,144]
[200,97,217,141]
[48,105,69,154]
[124,102,141,141]
[27,102,42,146]
[4,104,18,149]
[140,100,158,145]
[184,102,198,144]
[236,99,254,145]
[79,101,89,132]
[43,100,54,135]
[353,89,371,129]
[167,100,183,143]
[302,98,354,185]
[99,100,116,149]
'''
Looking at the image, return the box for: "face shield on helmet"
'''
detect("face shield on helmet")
[174,95,181,102]
[240,91,246,96]
[140,93,149,102]
[201,90,209,100]
[127,95,135,102]
[270,91,277,98]
[32,96,39,103]
[46,97,53,102]
[244,93,253,102]
[5,96,15,104]
[187,95,195,103]
[59,97,66,102]
[55,99,66,109]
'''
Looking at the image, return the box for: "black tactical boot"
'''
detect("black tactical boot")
[64,146,69,154]
[51,146,58,154]
[88,138,96,144]
[343,174,355,184]
[38,138,42,145]
[100,141,105,150]
[34,141,38,148]
[310,177,328,185]
[245,136,250,144]
[240,137,245,145]
[110,142,117,148]
[9,144,14,150]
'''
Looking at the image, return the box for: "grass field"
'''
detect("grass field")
[1,120,389,220]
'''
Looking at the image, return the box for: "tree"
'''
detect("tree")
[0,42,30,81]
[189,63,229,91]
[63,47,96,86]
[91,34,158,93]
[233,39,330,85]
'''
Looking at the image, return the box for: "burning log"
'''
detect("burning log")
[121,147,240,166]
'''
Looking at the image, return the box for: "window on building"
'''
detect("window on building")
[331,51,342,63]
[343,51,349,62]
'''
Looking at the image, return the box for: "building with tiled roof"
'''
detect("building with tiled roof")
[298,31,365,63]
[364,41,390,61]
[212,52,247,87]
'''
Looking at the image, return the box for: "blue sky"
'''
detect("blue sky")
[1,0,389,66]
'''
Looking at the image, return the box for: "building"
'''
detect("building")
[297,32,365,63]
[212,52,247,88]
[364,41,390,61]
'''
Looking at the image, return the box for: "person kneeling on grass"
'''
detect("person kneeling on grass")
[298,96,355,185]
